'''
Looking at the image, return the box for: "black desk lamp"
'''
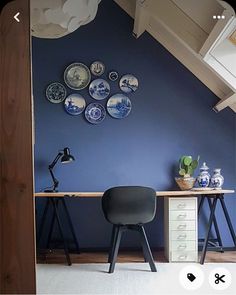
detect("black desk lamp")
[45,147,75,192]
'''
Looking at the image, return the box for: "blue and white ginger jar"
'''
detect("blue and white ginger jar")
[197,162,210,187]
[211,168,224,189]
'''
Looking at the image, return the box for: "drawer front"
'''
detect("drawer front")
[170,220,196,231]
[170,210,196,221]
[169,199,196,211]
[171,230,196,241]
[171,241,196,251]
[171,251,197,262]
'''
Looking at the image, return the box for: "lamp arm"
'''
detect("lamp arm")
[48,167,59,191]
[47,151,63,191]
[49,152,63,169]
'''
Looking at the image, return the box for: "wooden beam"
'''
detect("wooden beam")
[214,92,236,112]
[133,0,150,38]
[0,0,36,293]
[114,0,136,18]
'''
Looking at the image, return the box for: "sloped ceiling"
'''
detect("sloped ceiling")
[114,0,236,112]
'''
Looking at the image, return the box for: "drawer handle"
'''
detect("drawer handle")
[178,244,187,250]
[177,203,186,209]
[177,213,187,219]
[177,224,187,229]
[177,234,187,240]
[178,255,187,260]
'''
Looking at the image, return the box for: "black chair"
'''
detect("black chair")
[102,186,157,273]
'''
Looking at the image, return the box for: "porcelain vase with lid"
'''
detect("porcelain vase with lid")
[197,162,210,187]
[211,168,224,189]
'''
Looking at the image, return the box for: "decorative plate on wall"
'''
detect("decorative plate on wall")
[89,78,110,100]
[90,61,105,76]
[64,94,86,115]
[85,103,106,124]
[108,71,119,81]
[64,63,91,90]
[46,82,67,103]
[107,94,132,119]
[119,74,138,93]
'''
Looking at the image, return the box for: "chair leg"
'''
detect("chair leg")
[138,226,157,272]
[108,225,118,263]
[109,225,123,273]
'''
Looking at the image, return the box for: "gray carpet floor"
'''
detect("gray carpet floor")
[37,263,235,295]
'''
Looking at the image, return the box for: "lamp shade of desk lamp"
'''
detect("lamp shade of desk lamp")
[45,147,75,192]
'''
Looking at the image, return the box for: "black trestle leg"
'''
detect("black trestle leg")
[219,196,236,247]
[207,198,223,252]
[108,225,118,263]
[46,201,56,249]
[61,198,80,254]
[37,197,50,245]
[200,197,217,264]
[198,196,205,215]
[51,198,72,266]
[109,226,123,273]
[138,226,157,272]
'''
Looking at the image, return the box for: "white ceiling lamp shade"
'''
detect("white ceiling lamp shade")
[31,0,102,39]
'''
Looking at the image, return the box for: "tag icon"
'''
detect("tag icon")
[187,273,196,282]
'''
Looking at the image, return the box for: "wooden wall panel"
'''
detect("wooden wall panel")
[0,0,36,293]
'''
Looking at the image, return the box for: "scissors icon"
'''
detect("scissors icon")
[215,273,225,284]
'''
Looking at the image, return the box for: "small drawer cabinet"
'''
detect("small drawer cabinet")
[164,197,198,262]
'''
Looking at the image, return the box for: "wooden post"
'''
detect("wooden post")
[133,0,150,38]
[0,0,36,293]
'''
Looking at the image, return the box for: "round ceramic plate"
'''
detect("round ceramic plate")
[108,71,119,81]
[119,74,138,93]
[85,103,106,124]
[89,79,110,100]
[90,61,105,76]
[46,82,67,103]
[64,63,91,90]
[107,94,132,119]
[64,94,86,115]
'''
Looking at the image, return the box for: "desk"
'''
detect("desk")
[35,189,236,265]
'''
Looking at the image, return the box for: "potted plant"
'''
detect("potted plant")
[175,155,200,190]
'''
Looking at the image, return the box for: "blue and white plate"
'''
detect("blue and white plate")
[119,74,138,93]
[89,79,110,100]
[85,103,106,124]
[64,63,91,90]
[64,94,86,115]
[46,82,67,103]
[108,71,119,81]
[90,61,105,76]
[107,94,132,119]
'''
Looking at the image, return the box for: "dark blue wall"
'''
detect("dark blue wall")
[33,0,236,248]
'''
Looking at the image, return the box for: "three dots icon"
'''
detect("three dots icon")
[213,15,225,19]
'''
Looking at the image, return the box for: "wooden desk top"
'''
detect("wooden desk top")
[35,189,235,198]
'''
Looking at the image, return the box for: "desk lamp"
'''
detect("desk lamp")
[45,147,75,192]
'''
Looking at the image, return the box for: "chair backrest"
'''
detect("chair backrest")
[102,186,156,225]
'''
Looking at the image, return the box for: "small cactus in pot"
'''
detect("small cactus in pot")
[175,155,200,190]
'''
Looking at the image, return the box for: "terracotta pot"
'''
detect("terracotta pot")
[175,177,196,190]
